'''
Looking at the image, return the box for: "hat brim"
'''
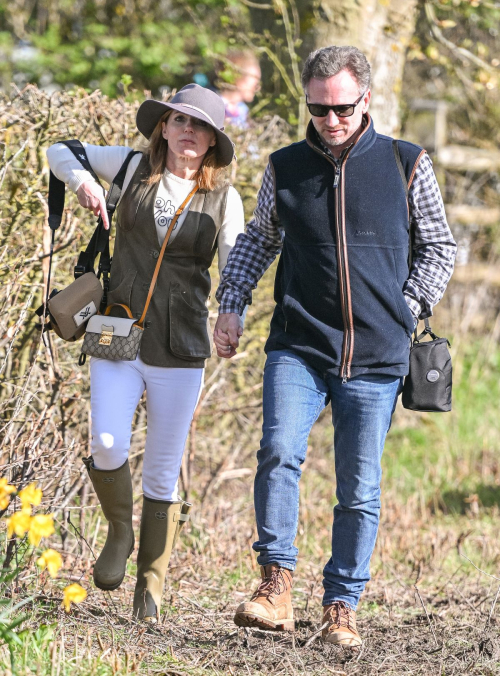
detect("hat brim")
[136,99,235,167]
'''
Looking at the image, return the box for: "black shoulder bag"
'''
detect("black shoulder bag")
[36,141,140,342]
[393,141,452,412]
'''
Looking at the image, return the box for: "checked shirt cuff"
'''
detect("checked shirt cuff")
[218,295,246,316]
[405,295,424,323]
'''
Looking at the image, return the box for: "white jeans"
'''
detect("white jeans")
[90,355,204,501]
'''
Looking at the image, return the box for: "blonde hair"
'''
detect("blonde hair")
[217,50,260,91]
[144,110,228,191]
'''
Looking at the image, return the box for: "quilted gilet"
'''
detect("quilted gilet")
[107,155,228,367]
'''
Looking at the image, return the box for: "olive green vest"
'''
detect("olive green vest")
[107,155,228,368]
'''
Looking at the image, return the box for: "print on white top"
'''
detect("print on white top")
[155,196,177,229]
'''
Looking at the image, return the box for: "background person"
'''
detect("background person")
[46,84,244,623]
[216,50,261,128]
[214,46,456,646]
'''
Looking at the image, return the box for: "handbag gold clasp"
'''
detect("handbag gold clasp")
[99,325,114,346]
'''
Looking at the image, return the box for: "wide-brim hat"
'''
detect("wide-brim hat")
[136,83,234,166]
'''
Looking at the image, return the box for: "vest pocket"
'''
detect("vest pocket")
[390,248,415,335]
[390,280,415,335]
[169,290,211,359]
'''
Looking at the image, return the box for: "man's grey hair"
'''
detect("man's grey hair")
[301,46,371,94]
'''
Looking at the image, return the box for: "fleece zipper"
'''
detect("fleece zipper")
[306,122,370,382]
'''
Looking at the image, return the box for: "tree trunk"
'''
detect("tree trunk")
[251,0,419,136]
[305,0,419,135]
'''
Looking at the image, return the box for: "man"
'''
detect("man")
[214,46,456,646]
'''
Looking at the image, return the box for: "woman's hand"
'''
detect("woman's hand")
[76,181,110,230]
[214,313,243,359]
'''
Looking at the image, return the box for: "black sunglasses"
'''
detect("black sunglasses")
[306,91,366,118]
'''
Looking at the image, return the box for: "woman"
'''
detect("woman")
[46,84,245,622]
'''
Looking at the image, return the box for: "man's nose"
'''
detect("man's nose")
[325,109,339,126]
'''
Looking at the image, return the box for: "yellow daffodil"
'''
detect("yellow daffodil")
[19,483,42,511]
[62,583,87,612]
[28,514,55,546]
[0,478,16,510]
[7,510,32,538]
[36,549,62,578]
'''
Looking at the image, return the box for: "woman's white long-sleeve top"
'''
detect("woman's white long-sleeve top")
[46,143,245,278]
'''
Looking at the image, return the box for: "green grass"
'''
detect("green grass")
[383,339,500,507]
[3,339,500,674]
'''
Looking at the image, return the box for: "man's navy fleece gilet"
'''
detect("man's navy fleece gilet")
[265,118,424,379]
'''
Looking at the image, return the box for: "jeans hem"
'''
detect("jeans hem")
[322,597,358,611]
[256,559,295,572]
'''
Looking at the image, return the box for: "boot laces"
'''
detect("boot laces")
[251,568,288,603]
[326,601,354,630]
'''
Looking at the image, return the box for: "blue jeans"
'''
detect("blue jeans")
[253,350,402,610]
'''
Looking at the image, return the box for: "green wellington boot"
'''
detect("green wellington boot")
[83,457,135,591]
[133,497,191,622]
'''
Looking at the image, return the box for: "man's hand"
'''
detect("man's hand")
[76,181,110,229]
[214,313,243,359]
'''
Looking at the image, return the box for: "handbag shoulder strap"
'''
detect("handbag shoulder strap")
[136,185,199,328]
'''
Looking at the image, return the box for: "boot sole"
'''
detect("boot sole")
[323,635,362,647]
[234,611,294,632]
[93,541,134,591]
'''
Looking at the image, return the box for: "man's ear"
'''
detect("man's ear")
[362,89,371,113]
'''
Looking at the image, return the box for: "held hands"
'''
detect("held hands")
[214,313,243,359]
[76,181,110,230]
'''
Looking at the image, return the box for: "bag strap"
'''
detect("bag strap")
[75,149,141,311]
[392,140,411,263]
[104,303,134,319]
[136,185,199,329]
[44,140,101,321]
[392,140,432,337]
[47,140,102,233]
[41,144,140,323]
[74,148,141,280]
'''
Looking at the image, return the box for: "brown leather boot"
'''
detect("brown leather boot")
[321,601,362,646]
[234,564,294,632]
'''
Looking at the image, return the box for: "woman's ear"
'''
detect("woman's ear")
[161,121,168,139]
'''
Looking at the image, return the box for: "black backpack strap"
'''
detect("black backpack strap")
[392,140,409,199]
[73,149,141,276]
[39,145,140,322]
[393,139,412,267]
[47,141,101,232]
[40,141,97,325]
[47,170,66,232]
[89,150,142,310]
[393,139,431,335]
[94,148,142,262]
[60,140,102,184]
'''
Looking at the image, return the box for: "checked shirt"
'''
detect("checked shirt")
[216,145,456,322]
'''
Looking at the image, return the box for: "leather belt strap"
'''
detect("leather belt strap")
[136,185,199,328]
